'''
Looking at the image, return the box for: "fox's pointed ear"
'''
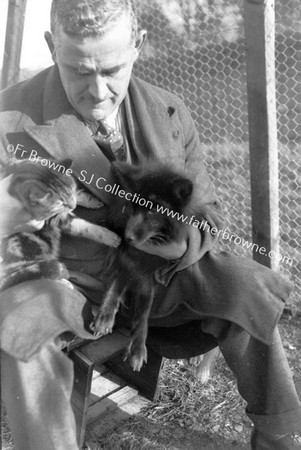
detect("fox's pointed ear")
[111,161,140,189]
[58,158,73,170]
[171,178,193,206]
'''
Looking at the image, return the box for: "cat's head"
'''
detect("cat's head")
[7,158,77,221]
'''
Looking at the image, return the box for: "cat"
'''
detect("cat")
[0,158,120,291]
[92,160,194,371]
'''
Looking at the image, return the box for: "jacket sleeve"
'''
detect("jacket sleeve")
[156,99,225,286]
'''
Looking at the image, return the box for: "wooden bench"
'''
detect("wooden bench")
[67,322,218,448]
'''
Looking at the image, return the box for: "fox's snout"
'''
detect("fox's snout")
[124,212,159,245]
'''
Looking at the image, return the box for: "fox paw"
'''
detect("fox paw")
[124,342,147,372]
[91,312,116,336]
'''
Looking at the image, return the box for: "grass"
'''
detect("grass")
[1,412,15,450]
[3,315,300,450]
[84,316,300,450]
[86,314,301,449]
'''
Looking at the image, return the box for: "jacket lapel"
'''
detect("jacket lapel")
[23,66,113,203]
[125,76,184,166]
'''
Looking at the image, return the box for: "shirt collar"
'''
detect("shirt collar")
[84,107,120,135]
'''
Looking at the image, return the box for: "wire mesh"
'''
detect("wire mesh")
[275,0,301,309]
[134,0,300,308]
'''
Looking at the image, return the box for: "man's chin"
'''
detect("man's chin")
[82,108,112,122]
[72,101,107,121]
[80,111,105,122]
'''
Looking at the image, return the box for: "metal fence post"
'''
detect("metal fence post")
[1,0,28,90]
[244,0,280,270]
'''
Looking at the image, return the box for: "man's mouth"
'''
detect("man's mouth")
[87,97,112,106]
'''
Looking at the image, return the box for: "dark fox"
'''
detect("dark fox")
[92,160,193,371]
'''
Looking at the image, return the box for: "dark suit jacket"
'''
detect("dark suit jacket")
[0,65,292,360]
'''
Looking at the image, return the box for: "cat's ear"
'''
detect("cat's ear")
[2,157,20,175]
[58,159,73,170]
[29,190,51,203]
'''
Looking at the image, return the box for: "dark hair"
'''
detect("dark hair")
[50,0,138,41]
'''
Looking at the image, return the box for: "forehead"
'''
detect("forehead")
[55,14,134,67]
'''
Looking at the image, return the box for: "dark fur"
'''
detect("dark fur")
[93,161,193,371]
[0,159,120,291]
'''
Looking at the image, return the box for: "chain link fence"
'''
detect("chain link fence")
[275,1,301,310]
[134,0,300,309]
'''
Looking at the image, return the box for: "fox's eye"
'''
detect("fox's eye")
[147,210,156,215]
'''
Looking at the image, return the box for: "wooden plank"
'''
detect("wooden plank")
[78,329,131,364]
[89,370,125,405]
[86,396,150,440]
[244,0,280,269]
[106,346,164,401]
[72,388,90,413]
[66,336,87,353]
[69,350,94,397]
[69,350,94,448]
[72,402,86,432]
[87,386,138,423]
[92,365,107,376]
[69,328,163,443]
[1,0,27,89]
[68,330,131,446]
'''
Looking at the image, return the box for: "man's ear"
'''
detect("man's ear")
[134,30,147,57]
[44,31,57,63]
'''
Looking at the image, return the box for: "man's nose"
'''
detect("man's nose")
[89,74,109,100]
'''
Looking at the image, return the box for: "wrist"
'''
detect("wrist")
[132,239,188,260]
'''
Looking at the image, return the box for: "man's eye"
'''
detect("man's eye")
[74,68,91,76]
[104,69,120,78]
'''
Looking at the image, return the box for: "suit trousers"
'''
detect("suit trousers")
[1,319,301,450]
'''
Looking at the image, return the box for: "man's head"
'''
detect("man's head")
[45,0,146,122]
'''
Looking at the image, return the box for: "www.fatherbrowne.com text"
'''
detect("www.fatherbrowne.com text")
[8,147,293,267]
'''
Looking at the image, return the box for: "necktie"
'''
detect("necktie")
[93,120,125,161]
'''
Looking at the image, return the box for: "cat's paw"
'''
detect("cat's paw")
[76,190,104,209]
[13,218,45,234]
[101,228,121,248]
[124,341,147,372]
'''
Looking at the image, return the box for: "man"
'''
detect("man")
[0,1,300,449]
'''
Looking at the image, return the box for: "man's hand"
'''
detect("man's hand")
[132,237,188,260]
[0,175,45,238]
